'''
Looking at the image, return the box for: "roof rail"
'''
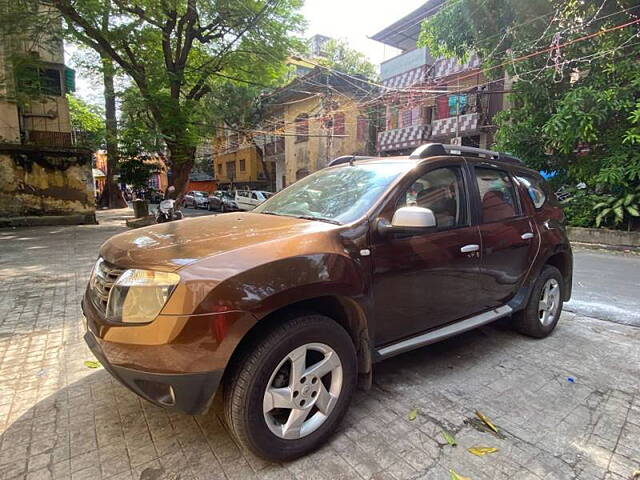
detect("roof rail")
[409,143,524,165]
[327,155,373,167]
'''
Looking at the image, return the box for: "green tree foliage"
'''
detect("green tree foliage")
[418,0,640,229]
[118,155,158,192]
[67,95,105,150]
[316,38,378,79]
[24,0,305,197]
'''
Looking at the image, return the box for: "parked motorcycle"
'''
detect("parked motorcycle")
[155,199,184,223]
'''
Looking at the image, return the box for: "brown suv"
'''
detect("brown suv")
[82,143,572,461]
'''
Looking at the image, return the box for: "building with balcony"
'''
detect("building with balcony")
[0,2,95,225]
[264,67,377,190]
[372,0,505,155]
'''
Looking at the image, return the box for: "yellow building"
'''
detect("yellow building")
[0,2,94,224]
[265,68,377,190]
[0,3,74,146]
[212,129,275,190]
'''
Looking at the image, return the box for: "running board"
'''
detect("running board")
[375,305,513,360]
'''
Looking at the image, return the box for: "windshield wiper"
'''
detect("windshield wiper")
[293,215,341,225]
[259,211,341,225]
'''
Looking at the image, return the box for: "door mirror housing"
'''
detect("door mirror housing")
[377,206,437,236]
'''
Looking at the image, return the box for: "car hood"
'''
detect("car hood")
[100,212,337,272]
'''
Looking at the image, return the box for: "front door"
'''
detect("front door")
[372,164,485,346]
[472,165,538,309]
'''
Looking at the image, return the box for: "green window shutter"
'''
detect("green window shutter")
[64,68,76,93]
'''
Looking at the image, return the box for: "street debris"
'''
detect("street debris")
[442,430,457,447]
[36,369,47,377]
[449,469,471,480]
[631,470,640,480]
[84,360,101,369]
[464,417,507,439]
[475,411,499,434]
[567,377,576,383]
[407,409,418,421]
[467,446,499,456]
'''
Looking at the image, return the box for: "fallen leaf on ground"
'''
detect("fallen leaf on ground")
[631,470,640,480]
[442,430,457,447]
[407,409,417,421]
[449,469,471,480]
[475,410,499,434]
[464,418,507,439]
[467,446,499,456]
[84,360,101,369]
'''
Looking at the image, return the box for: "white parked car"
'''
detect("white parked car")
[234,190,273,210]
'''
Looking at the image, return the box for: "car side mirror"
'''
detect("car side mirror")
[377,206,437,236]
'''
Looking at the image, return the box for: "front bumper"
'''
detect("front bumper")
[84,330,222,415]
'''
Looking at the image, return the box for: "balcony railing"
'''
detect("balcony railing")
[431,54,481,80]
[431,113,479,138]
[377,124,431,152]
[26,130,73,148]
[380,47,433,89]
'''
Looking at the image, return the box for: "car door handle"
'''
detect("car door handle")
[460,244,480,253]
[521,232,535,240]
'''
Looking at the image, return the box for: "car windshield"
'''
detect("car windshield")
[255,162,411,224]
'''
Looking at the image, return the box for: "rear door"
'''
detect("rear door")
[470,163,538,309]
[235,191,250,210]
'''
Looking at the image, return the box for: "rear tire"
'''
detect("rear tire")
[512,265,564,338]
[223,314,357,461]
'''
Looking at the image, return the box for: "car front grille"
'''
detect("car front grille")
[90,258,124,315]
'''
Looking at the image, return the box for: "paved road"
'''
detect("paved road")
[1,222,639,480]
[566,248,640,327]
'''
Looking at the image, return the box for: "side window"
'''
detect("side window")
[251,192,258,200]
[398,166,468,230]
[475,167,519,223]
[516,175,546,209]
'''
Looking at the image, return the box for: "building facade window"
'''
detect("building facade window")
[217,164,222,176]
[295,114,309,142]
[386,106,399,130]
[239,159,246,171]
[333,113,346,136]
[226,161,236,180]
[357,115,368,142]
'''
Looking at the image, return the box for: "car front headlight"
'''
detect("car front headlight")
[106,269,180,324]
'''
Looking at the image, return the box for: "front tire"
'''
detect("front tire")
[513,265,564,338]
[223,314,357,461]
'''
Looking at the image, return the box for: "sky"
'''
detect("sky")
[70,0,428,103]
[301,0,427,64]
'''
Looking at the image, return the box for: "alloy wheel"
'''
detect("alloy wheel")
[538,278,560,326]
[263,343,343,440]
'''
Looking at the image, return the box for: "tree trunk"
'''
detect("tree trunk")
[252,137,273,190]
[166,142,196,206]
[97,53,126,209]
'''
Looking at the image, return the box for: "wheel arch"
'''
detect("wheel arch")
[544,249,573,301]
[223,295,372,390]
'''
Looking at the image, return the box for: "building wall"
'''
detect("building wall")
[186,180,217,193]
[0,3,72,146]
[284,96,370,185]
[213,144,274,187]
[0,148,95,219]
[0,3,92,222]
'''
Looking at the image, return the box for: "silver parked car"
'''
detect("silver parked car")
[184,191,209,209]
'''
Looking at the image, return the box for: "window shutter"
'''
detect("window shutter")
[64,68,76,93]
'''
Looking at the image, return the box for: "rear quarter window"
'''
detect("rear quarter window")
[516,175,547,209]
